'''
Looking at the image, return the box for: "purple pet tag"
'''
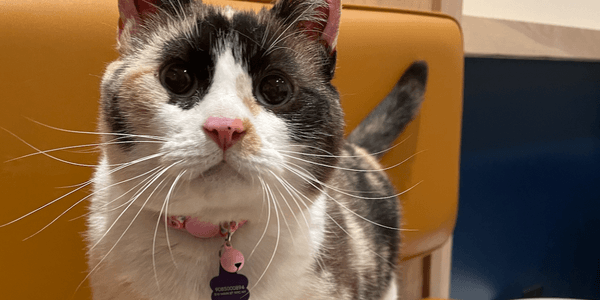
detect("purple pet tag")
[209,225,250,299]
[210,264,250,300]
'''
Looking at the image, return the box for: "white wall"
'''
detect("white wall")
[462,0,600,31]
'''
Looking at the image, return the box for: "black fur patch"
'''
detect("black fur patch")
[105,95,134,147]
[156,7,225,110]
[157,0,194,14]
[325,50,337,80]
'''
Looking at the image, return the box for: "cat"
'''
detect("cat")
[86,0,427,299]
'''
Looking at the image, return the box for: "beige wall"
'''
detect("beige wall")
[463,0,600,30]
[343,0,435,10]
[461,0,600,60]
[342,0,463,24]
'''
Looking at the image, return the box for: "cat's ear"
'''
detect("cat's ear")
[118,0,159,37]
[117,0,193,48]
[271,0,341,55]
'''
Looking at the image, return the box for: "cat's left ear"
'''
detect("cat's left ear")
[272,0,341,71]
[118,0,193,37]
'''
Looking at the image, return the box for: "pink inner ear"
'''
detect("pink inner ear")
[118,0,160,36]
[298,0,341,53]
[321,0,341,52]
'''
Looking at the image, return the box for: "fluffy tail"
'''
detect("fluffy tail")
[346,61,428,159]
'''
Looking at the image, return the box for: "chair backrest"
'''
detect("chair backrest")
[0,0,463,298]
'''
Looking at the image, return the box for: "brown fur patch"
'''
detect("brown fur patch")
[352,145,382,171]
[351,145,388,192]
[120,69,153,91]
[119,67,160,122]
[238,118,261,156]
[236,74,261,116]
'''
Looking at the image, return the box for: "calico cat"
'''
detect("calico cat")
[87,0,427,299]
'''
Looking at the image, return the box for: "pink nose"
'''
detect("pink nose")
[203,117,246,152]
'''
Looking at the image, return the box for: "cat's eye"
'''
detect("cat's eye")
[160,62,197,96]
[256,74,293,106]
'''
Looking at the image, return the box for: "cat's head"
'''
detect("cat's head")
[98,0,344,220]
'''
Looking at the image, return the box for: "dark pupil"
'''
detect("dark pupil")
[260,75,290,105]
[164,65,192,94]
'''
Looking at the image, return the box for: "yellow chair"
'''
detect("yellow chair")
[0,0,462,299]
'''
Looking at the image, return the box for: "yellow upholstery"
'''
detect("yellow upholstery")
[0,0,462,298]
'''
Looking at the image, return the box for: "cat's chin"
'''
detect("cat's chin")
[200,161,230,177]
[189,160,246,182]
[165,170,264,221]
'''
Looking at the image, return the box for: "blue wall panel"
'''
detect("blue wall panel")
[451,58,600,300]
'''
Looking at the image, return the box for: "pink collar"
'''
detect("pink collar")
[166,216,247,238]
[168,216,249,274]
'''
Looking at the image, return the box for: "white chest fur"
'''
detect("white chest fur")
[87,173,325,300]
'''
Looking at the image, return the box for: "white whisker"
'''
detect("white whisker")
[1,127,100,168]
[24,117,168,141]
[286,160,422,201]
[68,166,164,221]
[164,170,187,269]
[249,179,280,291]
[0,179,90,228]
[77,161,181,295]
[248,177,271,260]
[271,182,295,245]
[87,161,179,253]
[23,165,164,241]
[5,140,165,163]
[273,170,399,266]
[151,176,171,295]
[0,152,164,228]
[269,170,309,241]
[280,149,426,173]
[282,163,417,231]
[277,135,412,159]
[275,175,312,235]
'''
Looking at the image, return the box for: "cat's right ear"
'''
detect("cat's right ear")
[118,0,158,36]
[117,0,160,53]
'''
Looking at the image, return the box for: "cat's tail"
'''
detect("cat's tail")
[346,61,428,159]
